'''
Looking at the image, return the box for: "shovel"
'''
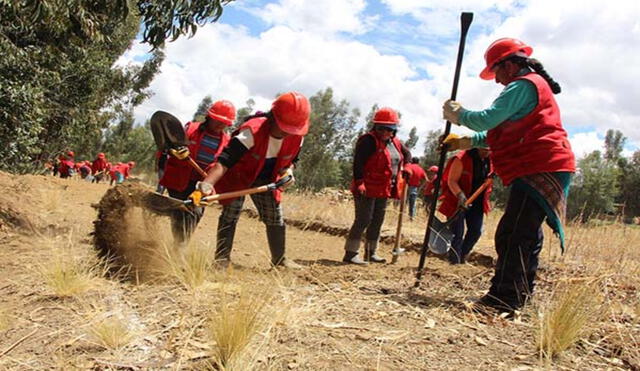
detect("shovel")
[391,179,409,264]
[141,175,293,215]
[149,110,208,178]
[427,176,493,255]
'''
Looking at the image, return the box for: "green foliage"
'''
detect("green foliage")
[0,0,164,173]
[137,0,234,49]
[405,127,419,150]
[296,88,360,191]
[421,129,443,169]
[192,95,213,122]
[1,0,235,174]
[604,129,626,163]
[101,112,156,173]
[567,151,620,221]
[619,151,640,219]
[234,99,256,127]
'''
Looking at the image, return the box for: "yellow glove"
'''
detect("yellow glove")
[189,190,205,206]
[277,167,295,189]
[169,147,190,160]
[442,133,472,151]
[189,181,214,206]
[442,99,464,125]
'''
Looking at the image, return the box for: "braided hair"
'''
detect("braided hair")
[509,56,561,94]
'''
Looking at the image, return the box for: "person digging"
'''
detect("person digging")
[159,100,235,245]
[189,92,310,269]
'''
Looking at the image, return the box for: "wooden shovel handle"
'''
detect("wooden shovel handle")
[463,176,493,207]
[197,175,292,204]
[186,157,208,178]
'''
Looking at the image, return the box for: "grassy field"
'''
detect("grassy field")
[0,172,638,370]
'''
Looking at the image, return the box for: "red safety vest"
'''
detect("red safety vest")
[423,175,438,196]
[92,158,108,174]
[486,73,575,186]
[160,121,230,192]
[350,132,405,199]
[405,163,426,187]
[58,160,74,176]
[215,117,302,205]
[438,150,492,219]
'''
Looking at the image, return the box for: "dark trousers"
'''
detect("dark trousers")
[488,185,545,309]
[448,200,484,264]
[347,195,388,242]
[168,180,204,244]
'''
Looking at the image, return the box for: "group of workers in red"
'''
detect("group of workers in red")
[345,36,575,316]
[87,36,573,317]
[53,150,136,185]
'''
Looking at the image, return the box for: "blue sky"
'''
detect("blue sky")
[118,0,640,158]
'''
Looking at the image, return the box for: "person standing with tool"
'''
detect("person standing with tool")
[343,107,412,265]
[422,165,439,214]
[442,38,575,314]
[189,92,309,269]
[160,100,235,245]
[404,157,427,221]
[438,147,492,264]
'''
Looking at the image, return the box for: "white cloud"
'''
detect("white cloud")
[123,0,640,158]
[450,0,640,144]
[126,22,442,145]
[569,132,603,159]
[257,0,374,35]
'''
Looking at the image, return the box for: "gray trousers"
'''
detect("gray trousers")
[346,195,388,247]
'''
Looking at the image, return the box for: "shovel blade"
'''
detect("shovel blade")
[150,111,189,150]
[427,216,453,255]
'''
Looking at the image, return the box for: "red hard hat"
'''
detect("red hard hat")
[372,107,399,127]
[271,92,310,136]
[429,166,439,173]
[128,161,135,168]
[98,152,105,159]
[480,38,533,80]
[67,150,75,157]
[207,100,236,126]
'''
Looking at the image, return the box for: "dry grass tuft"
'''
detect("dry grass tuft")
[207,281,273,370]
[536,282,603,359]
[89,316,134,350]
[155,242,216,290]
[40,256,98,297]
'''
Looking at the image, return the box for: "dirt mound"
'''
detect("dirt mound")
[93,183,172,278]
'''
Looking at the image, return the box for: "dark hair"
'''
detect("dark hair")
[411,157,419,164]
[508,56,561,94]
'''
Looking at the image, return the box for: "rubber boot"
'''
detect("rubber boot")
[343,239,367,265]
[266,225,301,269]
[364,240,386,263]
[215,220,238,263]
